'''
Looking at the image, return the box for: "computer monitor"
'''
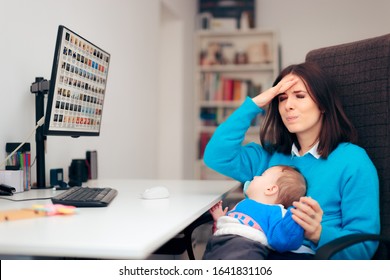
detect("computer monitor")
[45,25,110,136]
[31,25,110,188]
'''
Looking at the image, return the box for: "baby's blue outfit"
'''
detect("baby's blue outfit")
[226,195,304,252]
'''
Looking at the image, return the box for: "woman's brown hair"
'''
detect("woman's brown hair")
[260,62,357,158]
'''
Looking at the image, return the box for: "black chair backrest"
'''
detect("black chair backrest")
[305,34,390,249]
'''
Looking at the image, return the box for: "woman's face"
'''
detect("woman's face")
[277,74,323,141]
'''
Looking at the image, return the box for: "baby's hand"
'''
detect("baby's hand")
[210,201,222,212]
[210,201,228,221]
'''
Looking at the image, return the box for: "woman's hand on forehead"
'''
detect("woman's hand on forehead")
[252,77,298,108]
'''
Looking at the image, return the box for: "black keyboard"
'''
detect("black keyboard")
[51,187,118,207]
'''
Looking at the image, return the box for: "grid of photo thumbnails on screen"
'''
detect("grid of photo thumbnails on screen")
[49,28,110,134]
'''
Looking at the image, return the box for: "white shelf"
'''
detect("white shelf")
[195,29,279,179]
[199,100,242,107]
[197,29,277,38]
[198,125,260,134]
[199,63,274,73]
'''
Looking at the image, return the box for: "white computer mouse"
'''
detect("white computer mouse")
[141,186,170,199]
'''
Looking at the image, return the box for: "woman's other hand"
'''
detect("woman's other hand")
[291,196,323,244]
[252,76,298,109]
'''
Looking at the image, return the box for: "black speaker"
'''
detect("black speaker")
[68,159,88,187]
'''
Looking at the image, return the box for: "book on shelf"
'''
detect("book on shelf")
[200,107,236,126]
[201,72,260,102]
[198,132,212,159]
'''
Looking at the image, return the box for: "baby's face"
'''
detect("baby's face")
[245,166,283,198]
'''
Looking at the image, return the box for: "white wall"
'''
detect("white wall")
[158,0,196,179]
[256,0,390,67]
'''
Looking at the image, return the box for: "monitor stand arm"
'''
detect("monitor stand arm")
[30,77,51,189]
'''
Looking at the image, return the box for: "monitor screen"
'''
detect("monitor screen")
[45,25,110,136]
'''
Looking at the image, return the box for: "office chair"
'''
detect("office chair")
[305,33,390,259]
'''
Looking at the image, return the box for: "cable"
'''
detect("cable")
[0,196,52,202]
[0,116,45,169]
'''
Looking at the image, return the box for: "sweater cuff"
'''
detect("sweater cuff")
[244,96,265,115]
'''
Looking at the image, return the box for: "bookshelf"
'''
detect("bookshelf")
[195,29,280,180]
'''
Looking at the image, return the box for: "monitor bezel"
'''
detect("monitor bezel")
[44,25,110,137]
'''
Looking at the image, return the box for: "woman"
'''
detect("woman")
[203,62,380,259]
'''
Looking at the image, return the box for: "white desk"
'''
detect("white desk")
[0,179,240,259]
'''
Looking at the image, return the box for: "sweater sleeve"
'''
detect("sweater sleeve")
[314,145,380,259]
[267,207,304,252]
[203,97,270,182]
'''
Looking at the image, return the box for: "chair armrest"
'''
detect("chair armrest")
[314,233,390,259]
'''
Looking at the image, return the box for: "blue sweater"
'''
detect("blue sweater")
[227,199,304,252]
[204,97,380,259]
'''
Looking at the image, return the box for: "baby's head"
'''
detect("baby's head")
[244,165,306,208]
[274,165,306,207]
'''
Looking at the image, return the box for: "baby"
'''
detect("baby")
[203,165,307,259]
